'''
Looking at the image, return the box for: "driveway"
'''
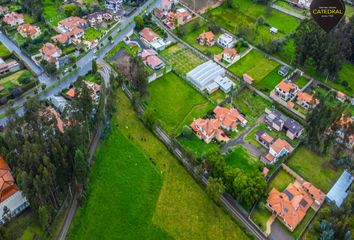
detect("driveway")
[269,221,293,240]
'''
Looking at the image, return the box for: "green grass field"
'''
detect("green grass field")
[268,169,294,192]
[68,90,251,239]
[0,43,10,58]
[204,0,300,44]
[178,133,219,158]
[147,72,214,135]
[295,76,310,89]
[251,203,271,231]
[179,18,223,56]
[160,44,205,76]
[255,66,284,94]
[345,4,354,17]
[43,0,66,26]
[233,88,271,124]
[225,145,259,171]
[0,69,28,91]
[84,27,102,41]
[287,147,342,192]
[228,50,279,82]
[275,38,296,64]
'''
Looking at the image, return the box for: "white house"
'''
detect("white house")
[217,33,235,48]
[298,0,312,9]
[105,0,122,12]
[214,75,236,93]
[261,138,293,164]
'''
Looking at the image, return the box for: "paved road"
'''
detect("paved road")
[271,4,307,20]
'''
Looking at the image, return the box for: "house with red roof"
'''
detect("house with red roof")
[52,33,71,45]
[0,156,29,224]
[198,31,215,46]
[3,12,24,26]
[336,114,354,149]
[273,80,299,101]
[214,48,239,64]
[138,49,165,71]
[139,27,167,51]
[40,43,62,68]
[0,6,8,16]
[17,23,41,39]
[213,106,247,131]
[296,91,319,110]
[190,118,221,143]
[261,138,293,164]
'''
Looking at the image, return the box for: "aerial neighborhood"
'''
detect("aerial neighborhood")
[0,0,353,239]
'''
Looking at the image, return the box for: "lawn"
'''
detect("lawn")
[178,133,219,158]
[275,38,296,65]
[84,27,102,41]
[204,0,301,44]
[274,0,306,15]
[0,69,27,89]
[225,145,259,171]
[268,169,294,192]
[345,4,354,17]
[251,203,272,232]
[287,146,342,192]
[43,0,66,26]
[228,50,279,82]
[0,43,11,58]
[255,66,284,94]
[160,43,205,76]
[178,18,223,56]
[295,76,310,89]
[68,90,251,239]
[232,88,271,124]
[147,72,214,135]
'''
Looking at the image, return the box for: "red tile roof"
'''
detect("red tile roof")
[40,43,60,57]
[17,23,40,37]
[276,80,298,93]
[3,12,23,25]
[0,157,19,203]
[139,27,160,43]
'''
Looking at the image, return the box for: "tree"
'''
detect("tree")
[74,149,89,185]
[206,177,225,202]
[128,56,148,98]
[142,109,156,130]
[92,60,97,74]
[256,15,265,27]
[181,125,193,139]
[38,206,49,231]
[133,15,144,30]
[44,62,57,75]
[18,71,33,85]
[63,4,80,17]
[1,206,11,224]
[193,20,200,31]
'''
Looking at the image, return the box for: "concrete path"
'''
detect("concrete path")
[266,214,276,236]
[271,4,307,20]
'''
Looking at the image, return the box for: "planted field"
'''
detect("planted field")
[68,90,251,239]
[160,44,205,76]
[148,72,214,135]
[225,145,259,171]
[228,50,279,82]
[179,18,223,56]
[43,0,66,26]
[233,88,271,124]
[0,43,10,58]
[255,66,284,94]
[287,147,342,192]
[204,0,300,43]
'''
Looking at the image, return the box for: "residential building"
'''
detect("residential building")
[296,91,319,109]
[138,49,165,71]
[336,91,346,102]
[214,48,239,64]
[66,81,101,101]
[0,6,8,16]
[0,58,20,75]
[139,27,166,51]
[327,170,354,207]
[214,75,236,93]
[267,183,313,231]
[198,31,215,46]
[283,118,304,140]
[265,109,303,140]
[190,118,221,143]
[187,60,225,91]
[217,33,235,48]
[336,114,354,149]
[17,23,41,39]
[261,138,293,164]
[52,33,71,45]
[0,157,29,224]
[105,0,122,12]
[86,12,113,27]
[58,16,87,33]
[40,43,62,68]
[273,80,299,101]
[255,129,274,148]
[278,66,290,77]
[243,73,254,85]
[302,181,325,206]
[161,0,172,14]
[214,106,247,131]
[164,8,192,29]
[50,95,68,113]
[3,12,24,26]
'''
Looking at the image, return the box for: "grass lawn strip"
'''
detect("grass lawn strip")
[147,72,214,135]
[225,145,259,171]
[228,49,279,82]
[251,204,272,232]
[255,66,284,94]
[287,146,342,192]
[268,169,294,192]
[69,90,251,239]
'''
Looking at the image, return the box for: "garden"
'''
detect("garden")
[0,43,11,58]
[68,90,251,240]
[228,49,279,83]
[287,146,343,192]
[232,88,271,125]
[43,0,66,27]
[159,43,205,76]
[225,145,260,172]
[147,72,214,135]
[254,66,285,94]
